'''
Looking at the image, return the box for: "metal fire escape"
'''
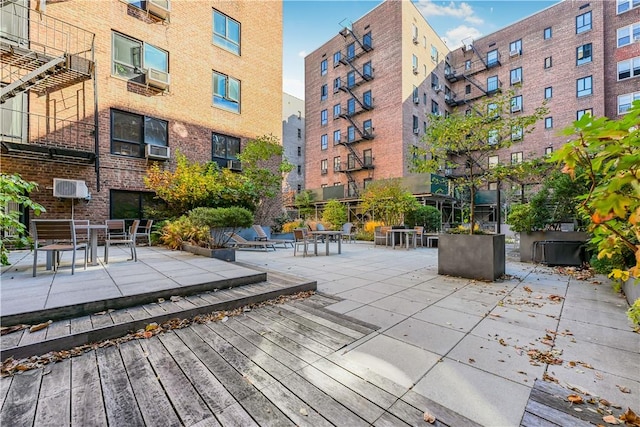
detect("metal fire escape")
[335,23,375,198]
[1,0,96,163]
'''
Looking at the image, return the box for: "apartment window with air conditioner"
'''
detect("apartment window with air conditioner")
[320,59,328,76]
[431,45,439,62]
[576,43,592,66]
[488,130,499,146]
[413,115,419,134]
[112,32,168,85]
[363,119,372,136]
[545,147,553,155]
[213,71,240,113]
[617,23,640,47]
[618,91,640,114]
[509,39,522,56]
[333,51,341,67]
[413,86,419,103]
[412,55,418,72]
[577,76,592,97]
[511,95,522,113]
[510,68,522,85]
[487,102,499,119]
[431,73,439,89]
[577,108,593,120]
[212,132,240,169]
[333,130,341,144]
[488,155,499,169]
[511,126,523,142]
[576,11,592,34]
[321,134,328,150]
[213,10,240,55]
[333,77,342,93]
[431,100,439,115]
[111,109,167,158]
[333,103,341,118]
[618,56,640,80]
[487,75,498,92]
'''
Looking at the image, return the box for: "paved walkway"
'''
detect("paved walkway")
[1,241,638,426]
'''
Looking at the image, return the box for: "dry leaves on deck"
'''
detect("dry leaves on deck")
[423,411,436,423]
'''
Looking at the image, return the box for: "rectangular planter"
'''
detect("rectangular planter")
[623,277,640,306]
[438,234,505,281]
[519,231,589,263]
[182,244,235,262]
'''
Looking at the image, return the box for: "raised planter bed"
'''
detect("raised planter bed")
[519,231,589,263]
[438,234,505,281]
[182,243,235,262]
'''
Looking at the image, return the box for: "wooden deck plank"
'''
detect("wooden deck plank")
[222,318,309,372]
[45,319,70,340]
[71,351,107,427]
[109,308,134,325]
[520,410,562,427]
[189,323,276,391]
[184,295,212,307]
[0,368,42,427]
[0,329,24,349]
[296,299,378,334]
[119,340,182,427]
[17,325,47,347]
[234,315,323,365]
[125,305,149,321]
[280,303,372,339]
[95,345,145,426]
[69,315,92,334]
[0,376,12,410]
[522,399,593,427]
[90,312,114,329]
[401,390,482,427]
[238,391,295,427]
[194,292,221,305]
[214,401,259,427]
[157,332,239,414]
[33,359,71,426]
[142,337,219,426]
[259,380,333,427]
[527,380,604,426]
[170,295,199,309]
[141,302,166,317]
[372,411,414,427]
[157,300,183,314]
[386,398,450,427]
[245,310,334,356]
[298,364,385,423]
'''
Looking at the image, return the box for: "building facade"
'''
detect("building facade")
[282,92,305,206]
[1,0,282,224]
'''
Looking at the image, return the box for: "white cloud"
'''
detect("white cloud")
[297,50,307,58]
[415,0,484,26]
[441,25,483,48]
[283,77,305,100]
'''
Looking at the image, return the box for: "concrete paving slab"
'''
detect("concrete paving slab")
[561,305,634,330]
[488,304,561,332]
[324,300,364,314]
[45,287,123,307]
[369,295,430,317]
[557,318,640,353]
[433,296,494,317]
[412,305,484,333]
[470,317,551,349]
[384,317,466,356]
[359,282,408,296]
[392,287,444,305]
[335,288,387,304]
[345,305,408,329]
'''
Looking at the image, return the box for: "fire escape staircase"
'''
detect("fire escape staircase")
[338,86,373,116]
[338,114,374,143]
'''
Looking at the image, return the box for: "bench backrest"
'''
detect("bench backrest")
[32,219,76,244]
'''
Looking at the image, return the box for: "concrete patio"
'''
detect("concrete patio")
[1,240,638,426]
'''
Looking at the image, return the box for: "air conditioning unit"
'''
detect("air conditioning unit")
[510,49,521,57]
[412,66,419,75]
[413,128,419,135]
[412,36,419,45]
[227,159,242,171]
[413,97,419,104]
[434,85,443,93]
[634,34,640,42]
[145,144,170,160]
[511,105,522,113]
[321,169,328,175]
[511,76,521,84]
[146,68,170,90]
[146,0,170,20]
[53,178,89,199]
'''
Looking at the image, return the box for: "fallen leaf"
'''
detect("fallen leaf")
[157,298,165,303]
[548,294,564,302]
[29,320,52,333]
[620,408,640,426]
[423,411,436,423]
[568,394,584,404]
[468,358,475,364]
[617,385,631,394]
[599,399,610,407]
[523,286,533,293]
[299,408,308,416]
[602,414,619,424]
[142,331,153,339]
[499,338,507,346]
[145,323,158,332]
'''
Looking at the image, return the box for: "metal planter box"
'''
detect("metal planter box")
[438,234,505,281]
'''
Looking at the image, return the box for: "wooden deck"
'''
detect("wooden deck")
[1,294,478,426]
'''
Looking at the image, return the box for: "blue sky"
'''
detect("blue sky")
[283,0,560,99]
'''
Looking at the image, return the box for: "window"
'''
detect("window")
[465,60,471,70]
[333,156,341,172]
[545,87,552,99]
[363,90,372,108]
[577,76,592,97]
[545,147,553,155]
[363,32,372,49]
[333,77,342,93]
[576,11,592,34]
[544,27,552,39]
[576,43,592,65]
[618,91,640,114]
[465,84,471,95]
[297,146,301,156]
[487,102,498,118]
[333,129,341,144]
[511,152,523,164]
[544,57,552,69]
[431,73,439,89]
[511,95,523,112]
[213,71,240,113]
[509,39,522,55]
[363,61,373,78]
[423,93,427,104]
[545,117,553,129]
[110,190,159,222]
[487,49,499,67]
[413,85,419,103]
[213,10,240,55]
[431,45,438,62]
[297,185,301,193]
[348,126,355,142]
[363,178,372,190]
[333,51,341,66]
[510,68,522,85]
[412,24,418,41]
[488,130,499,145]
[320,59,327,76]
[297,128,301,138]
[618,56,640,80]
[617,0,640,14]
[347,98,355,115]
[363,119,372,135]
[321,134,328,150]
[347,71,355,88]
[333,103,341,118]
[112,32,168,84]
[424,121,428,132]
[413,115,419,132]
[512,127,523,141]
[431,100,439,114]
[321,109,328,125]
[617,23,640,47]
[297,165,302,175]
[347,43,355,59]
[487,75,498,92]
[111,109,168,157]
[212,132,240,168]
[320,84,328,101]
[321,159,328,174]
[577,108,593,120]
[412,54,418,71]
[364,149,373,166]
[488,155,499,169]
[347,154,355,170]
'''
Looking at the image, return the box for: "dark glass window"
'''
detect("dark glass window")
[212,132,240,168]
[111,109,167,158]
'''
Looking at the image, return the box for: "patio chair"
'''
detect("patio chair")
[104,220,139,264]
[73,219,90,244]
[341,222,356,243]
[135,219,154,246]
[252,224,294,248]
[293,228,310,257]
[105,219,127,239]
[414,226,425,247]
[374,226,391,247]
[226,232,276,251]
[32,219,87,277]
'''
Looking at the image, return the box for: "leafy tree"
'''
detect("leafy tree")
[406,205,441,232]
[321,199,347,230]
[411,91,548,234]
[0,174,46,265]
[550,101,640,282]
[360,179,419,226]
[294,190,315,219]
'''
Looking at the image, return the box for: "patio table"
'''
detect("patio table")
[309,230,343,256]
[387,229,417,249]
[75,224,107,266]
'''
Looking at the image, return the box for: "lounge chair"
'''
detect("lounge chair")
[225,232,276,252]
[252,224,294,248]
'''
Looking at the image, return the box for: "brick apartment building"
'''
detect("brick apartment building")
[1,0,282,225]
[282,92,305,206]
[304,0,639,224]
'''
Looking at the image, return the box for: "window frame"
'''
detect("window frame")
[577,108,593,120]
[511,95,523,112]
[363,149,373,167]
[320,109,328,126]
[321,134,328,151]
[544,27,552,39]
[333,103,341,118]
[213,9,240,55]
[487,49,499,67]
[112,32,169,83]
[320,84,328,101]
[509,39,522,55]
[212,132,241,168]
[544,56,552,69]
[576,75,593,97]
[510,67,522,85]
[576,43,592,66]
[213,71,241,113]
[333,129,341,144]
[617,22,640,47]
[333,51,341,67]
[487,75,499,92]
[617,91,640,114]
[511,151,523,164]
[576,11,592,34]
[110,109,168,158]
[544,117,553,129]
[320,59,328,76]
[544,87,553,99]
[333,156,341,172]
[617,56,640,80]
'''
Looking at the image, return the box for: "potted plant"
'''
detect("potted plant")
[410,91,548,280]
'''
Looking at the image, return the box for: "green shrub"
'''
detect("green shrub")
[406,205,441,232]
[188,207,254,248]
[321,200,347,230]
[160,216,209,250]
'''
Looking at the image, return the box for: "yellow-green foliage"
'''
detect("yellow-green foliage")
[160,216,209,250]
[282,220,305,233]
[628,298,640,326]
[363,220,385,234]
[321,200,347,230]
